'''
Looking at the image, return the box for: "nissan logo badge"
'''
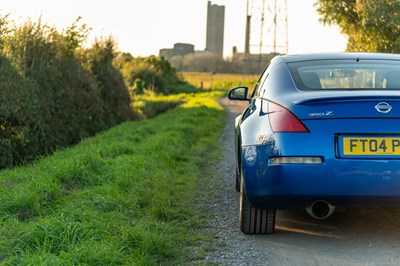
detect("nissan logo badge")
[375,102,392,113]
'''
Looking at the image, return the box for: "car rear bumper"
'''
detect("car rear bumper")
[247,195,400,209]
[242,145,400,209]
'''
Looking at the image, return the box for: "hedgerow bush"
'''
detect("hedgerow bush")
[0,55,46,167]
[84,38,132,125]
[0,18,132,168]
[115,54,197,95]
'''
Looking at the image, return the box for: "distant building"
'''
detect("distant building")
[206,1,225,58]
[159,43,195,60]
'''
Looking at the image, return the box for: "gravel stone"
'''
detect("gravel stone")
[194,98,274,265]
[194,97,400,266]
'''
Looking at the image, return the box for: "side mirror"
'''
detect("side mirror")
[228,87,249,101]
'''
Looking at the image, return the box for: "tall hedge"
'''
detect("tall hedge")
[85,38,132,125]
[0,19,132,168]
[0,55,46,167]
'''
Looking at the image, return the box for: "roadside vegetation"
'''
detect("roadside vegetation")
[316,0,400,53]
[0,13,259,265]
[0,17,132,168]
[114,54,196,95]
[0,90,226,264]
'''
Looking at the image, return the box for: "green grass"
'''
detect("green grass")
[0,91,226,265]
[131,92,186,120]
[180,72,258,90]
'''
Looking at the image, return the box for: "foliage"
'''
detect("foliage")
[315,0,400,53]
[0,55,46,167]
[83,37,133,125]
[0,14,10,50]
[0,18,132,168]
[116,55,197,95]
[131,93,184,120]
[63,16,91,53]
[0,91,225,264]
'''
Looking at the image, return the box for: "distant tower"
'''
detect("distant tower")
[206,1,225,58]
[245,0,288,56]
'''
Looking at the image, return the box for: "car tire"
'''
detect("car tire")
[239,176,276,234]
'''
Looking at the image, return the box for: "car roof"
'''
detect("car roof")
[274,52,400,63]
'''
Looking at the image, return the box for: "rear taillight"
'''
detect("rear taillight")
[268,102,309,132]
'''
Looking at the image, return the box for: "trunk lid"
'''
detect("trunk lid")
[279,91,400,120]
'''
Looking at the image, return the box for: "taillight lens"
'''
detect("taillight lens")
[268,102,309,132]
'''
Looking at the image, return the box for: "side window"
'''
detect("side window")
[251,63,271,98]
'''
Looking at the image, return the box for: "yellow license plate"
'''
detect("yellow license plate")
[343,137,400,155]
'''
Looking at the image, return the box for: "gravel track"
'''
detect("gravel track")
[196,98,400,266]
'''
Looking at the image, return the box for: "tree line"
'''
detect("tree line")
[316,0,400,53]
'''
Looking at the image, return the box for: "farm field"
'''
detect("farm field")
[180,72,258,90]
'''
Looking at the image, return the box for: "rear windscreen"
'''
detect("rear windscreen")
[287,59,400,90]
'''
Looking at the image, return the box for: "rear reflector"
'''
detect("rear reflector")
[268,102,309,132]
[270,157,322,165]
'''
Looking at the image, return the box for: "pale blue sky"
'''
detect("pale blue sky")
[2,0,347,57]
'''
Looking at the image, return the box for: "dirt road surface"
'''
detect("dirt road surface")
[198,98,400,265]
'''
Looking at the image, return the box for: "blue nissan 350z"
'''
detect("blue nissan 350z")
[228,52,400,234]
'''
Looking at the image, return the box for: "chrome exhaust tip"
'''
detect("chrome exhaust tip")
[306,200,335,220]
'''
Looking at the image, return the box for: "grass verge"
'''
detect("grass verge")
[0,90,226,265]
